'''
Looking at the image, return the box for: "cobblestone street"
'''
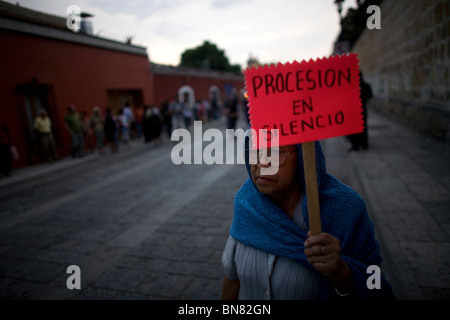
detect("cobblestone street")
[1,110,449,300]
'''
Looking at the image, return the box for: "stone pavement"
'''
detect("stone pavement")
[0,119,245,300]
[0,109,449,300]
[321,109,450,300]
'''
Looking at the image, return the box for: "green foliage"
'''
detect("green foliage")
[179,41,242,75]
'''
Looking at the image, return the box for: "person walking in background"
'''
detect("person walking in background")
[161,100,172,138]
[224,92,239,130]
[181,95,193,129]
[133,105,143,140]
[123,102,135,139]
[150,105,163,146]
[33,109,58,162]
[104,107,118,153]
[123,102,134,126]
[348,71,372,151]
[202,99,211,122]
[89,106,105,154]
[211,92,221,120]
[142,105,152,143]
[142,105,163,145]
[0,117,14,177]
[118,107,130,146]
[169,96,182,133]
[64,105,84,158]
[80,110,94,153]
[195,100,205,122]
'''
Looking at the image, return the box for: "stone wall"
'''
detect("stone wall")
[352,0,450,142]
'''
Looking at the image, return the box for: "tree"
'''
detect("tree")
[335,0,382,50]
[334,0,345,22]
[179,41,242,75]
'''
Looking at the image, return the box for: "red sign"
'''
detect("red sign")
[245,54,363,147]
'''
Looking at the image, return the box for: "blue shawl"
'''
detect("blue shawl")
[230,140,394,300]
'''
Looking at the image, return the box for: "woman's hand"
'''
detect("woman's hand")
[304,231,343,276]
[304,231,354,295]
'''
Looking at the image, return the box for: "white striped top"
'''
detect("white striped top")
[222,201,322,300]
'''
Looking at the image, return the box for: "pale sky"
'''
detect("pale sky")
[5,0,355,69]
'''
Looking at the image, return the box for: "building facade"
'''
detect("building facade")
[152,63,244,109]
[351,0,450,141]
[0,2,244,168]
[0,2,154,167]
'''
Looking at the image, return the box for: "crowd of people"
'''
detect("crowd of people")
[0,93,248,177]
[60,94,247,159]
[63,102,165,157]
[0,74,369,178]
[67,96,239,155]
[161,91,247,137]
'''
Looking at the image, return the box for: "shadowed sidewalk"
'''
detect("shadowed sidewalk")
[322,108,450,300]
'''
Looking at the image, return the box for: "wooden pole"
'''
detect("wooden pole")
[302,141,322,236]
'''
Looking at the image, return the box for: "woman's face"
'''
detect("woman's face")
[250,144,300,200]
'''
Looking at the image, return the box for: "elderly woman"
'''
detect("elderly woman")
[222,138,394,300]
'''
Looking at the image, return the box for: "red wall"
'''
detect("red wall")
[153,73,244,107]
[0,29,244,169]
[0,31,154,167]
